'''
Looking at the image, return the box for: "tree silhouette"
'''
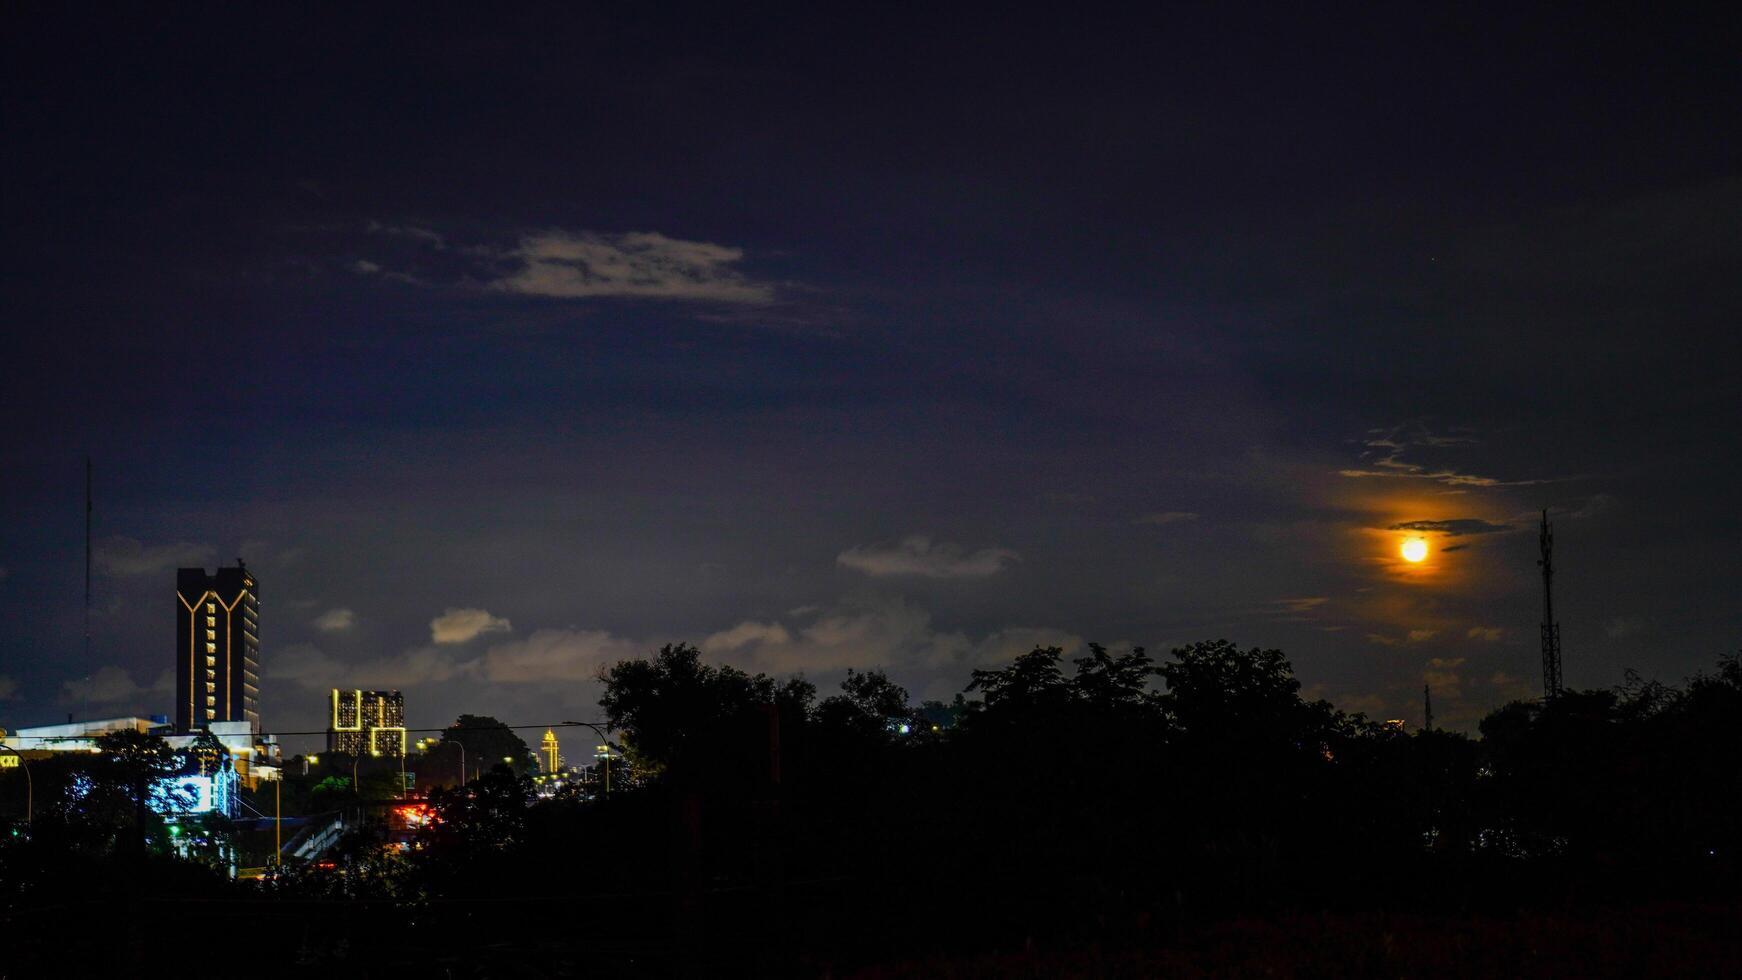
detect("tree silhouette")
[438,714,538,779]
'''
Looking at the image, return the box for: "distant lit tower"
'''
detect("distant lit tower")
[542,728,561,773]
[1538,508,1564,700]
[175,562,260,733]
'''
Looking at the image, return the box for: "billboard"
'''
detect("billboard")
[149,768,237,817]
[150,775,215,813]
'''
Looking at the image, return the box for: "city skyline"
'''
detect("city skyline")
[2,6,1739,742]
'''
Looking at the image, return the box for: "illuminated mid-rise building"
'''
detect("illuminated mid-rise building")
[327,689,406,757]
[175,563,260,733]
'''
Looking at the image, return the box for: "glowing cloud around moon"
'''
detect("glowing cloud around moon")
[1401,538,1429,563]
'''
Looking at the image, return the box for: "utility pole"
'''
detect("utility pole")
[82,457,92,723]
[1538,508,1564,700]
[1424,683,1434,732]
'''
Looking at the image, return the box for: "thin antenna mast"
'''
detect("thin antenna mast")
[1538,508,1563,700]
[1424,683,1433,731]
[83,456,93,722]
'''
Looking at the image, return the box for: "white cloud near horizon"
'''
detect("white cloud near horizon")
[837,536,1019,579]
[267,594,1080,697]
[479,629,643,683]
[94,536,215,578]
[430,608,512,644]
[702,595,1081,675]
[701,621,793,653]
[268,643,478,690]
[272,629,638,691]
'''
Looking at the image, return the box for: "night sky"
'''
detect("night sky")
[3,5,1738,748]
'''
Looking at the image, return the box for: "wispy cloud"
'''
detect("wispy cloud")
[701,621,793,653]
[1467,626,1505,642]
[271,596,1080,692]
[430,607,513,644]
[701,595,1080,674]
[94,536,215,577]
[478,629,641,683]
[837,536,1019,579]
[1570,493,1618,519]
[1489,670,1538,703]
[354,225,778,305]
[496,231,774,303]
[1267,597,1329,621]
[1388,518,1514,537]
[366,221,447,248]
[1341,423,1554,488]
[1134,511,1199,526]
[268,643,478,689]
[312,608,355,632]
[60,665,172,704]
[1604,616,1648,639]
[1424,656,1466,699]
[1367,629,1441,646]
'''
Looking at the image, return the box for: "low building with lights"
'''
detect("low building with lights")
[0,715,280,788]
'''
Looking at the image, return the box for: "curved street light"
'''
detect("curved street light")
[445,738,468,787]
[561,721,615,799]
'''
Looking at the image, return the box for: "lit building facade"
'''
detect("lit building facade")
[327,689,406,757]
[0,716,277,789]
[542,728,561,773]
[175,563,260,733]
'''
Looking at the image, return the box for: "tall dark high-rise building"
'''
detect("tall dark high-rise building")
[327,689,406,757]
[175,563,260,733]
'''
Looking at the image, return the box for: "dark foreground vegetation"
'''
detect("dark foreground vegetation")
[4,640,1741,976]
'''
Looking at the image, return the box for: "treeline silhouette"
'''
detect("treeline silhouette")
[3,640,1741,974]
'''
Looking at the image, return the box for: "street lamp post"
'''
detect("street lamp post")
[562,721,614,799]
[0,744,30,825]
[443,739,468,787]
